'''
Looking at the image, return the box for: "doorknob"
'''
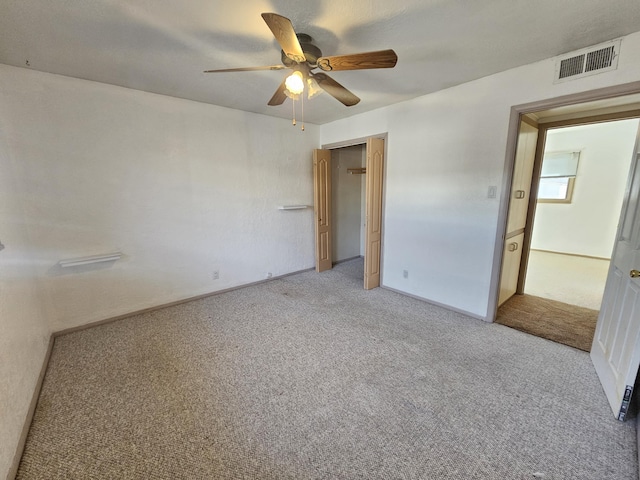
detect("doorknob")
[631,270,640,278]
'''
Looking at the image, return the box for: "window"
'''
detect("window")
[538,176,574,201]
[537,151,580,203]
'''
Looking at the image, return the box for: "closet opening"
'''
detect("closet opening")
[313,136,386,289]
[331,144,366,268]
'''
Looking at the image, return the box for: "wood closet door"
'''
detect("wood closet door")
[313,149,332,272]
[364,137,384,290]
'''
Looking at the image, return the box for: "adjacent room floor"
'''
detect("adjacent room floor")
[496,294,598,352]
[17,259,636,479]
[524,250,609,311]
[497,251,608,351]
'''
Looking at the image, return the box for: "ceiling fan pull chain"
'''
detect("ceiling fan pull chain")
[301,93,305,131]
[292,97,296,126]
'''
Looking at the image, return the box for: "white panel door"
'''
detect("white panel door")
[591,123,640,421]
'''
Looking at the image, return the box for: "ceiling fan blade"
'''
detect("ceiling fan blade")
[267,77,288,106]
[317,49,398,71]
[312,73,360,107]
[261,13,306,63]
[204,65,287,73]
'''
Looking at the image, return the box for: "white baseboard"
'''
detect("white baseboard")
[54,267,315,337]
[381,285,485,322]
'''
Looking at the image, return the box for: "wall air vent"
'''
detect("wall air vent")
[554,39,621,83]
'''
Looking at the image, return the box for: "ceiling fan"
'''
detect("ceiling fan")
[204,13,398,108]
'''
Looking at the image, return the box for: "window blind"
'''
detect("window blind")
[541,151,580,178]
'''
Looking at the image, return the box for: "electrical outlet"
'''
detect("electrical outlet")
[212,270,219,280]
[488,186,497,199]
[266,272,273,279]
[403,270,409,279]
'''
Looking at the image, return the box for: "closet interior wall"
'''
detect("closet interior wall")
[331,145,366,263]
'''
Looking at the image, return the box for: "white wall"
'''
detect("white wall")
[531,119,639,258]
[331,145,365,262]
[0,64,319,478]
[0,124,51,479]
[0,65,320,333]
[321,31,640,319]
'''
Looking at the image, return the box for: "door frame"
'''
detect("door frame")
[321,132,389,287]
[516,111,640,297]
[488,80,640,322]
[498,118,540,307]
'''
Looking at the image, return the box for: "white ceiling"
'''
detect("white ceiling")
[2,0,640,125]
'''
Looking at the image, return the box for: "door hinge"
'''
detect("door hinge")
[618,385,634,421]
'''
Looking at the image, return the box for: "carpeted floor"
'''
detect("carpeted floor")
[496,294,598,352]
[17,259,637,479]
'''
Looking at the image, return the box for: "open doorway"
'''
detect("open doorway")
[525,119,639,308]
[320,143,367,283]
[490,84,640,419]
[313,136,385,290]
[494,106,640,351]
[497,117,640,351]
[330,144,366,267]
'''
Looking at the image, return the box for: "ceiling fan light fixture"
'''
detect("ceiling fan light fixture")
[307,76,323,99]
[285,71,304,95]
[205,13,396,113]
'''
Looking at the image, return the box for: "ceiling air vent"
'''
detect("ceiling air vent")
[554,39,621,83]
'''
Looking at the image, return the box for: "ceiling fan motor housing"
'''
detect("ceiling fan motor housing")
[281,34,323,67]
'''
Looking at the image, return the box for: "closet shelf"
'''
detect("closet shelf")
[58,252,122,268]
[278,205,309,210]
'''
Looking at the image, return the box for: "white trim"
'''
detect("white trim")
[381,286,485,322]
[53,267,315,337]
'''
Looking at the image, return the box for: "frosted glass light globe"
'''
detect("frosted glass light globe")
[285,71,304,95]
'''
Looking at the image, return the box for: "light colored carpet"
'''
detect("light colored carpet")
[496,294,598,352]
[525,250,609,310]
[17,259,637,479]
